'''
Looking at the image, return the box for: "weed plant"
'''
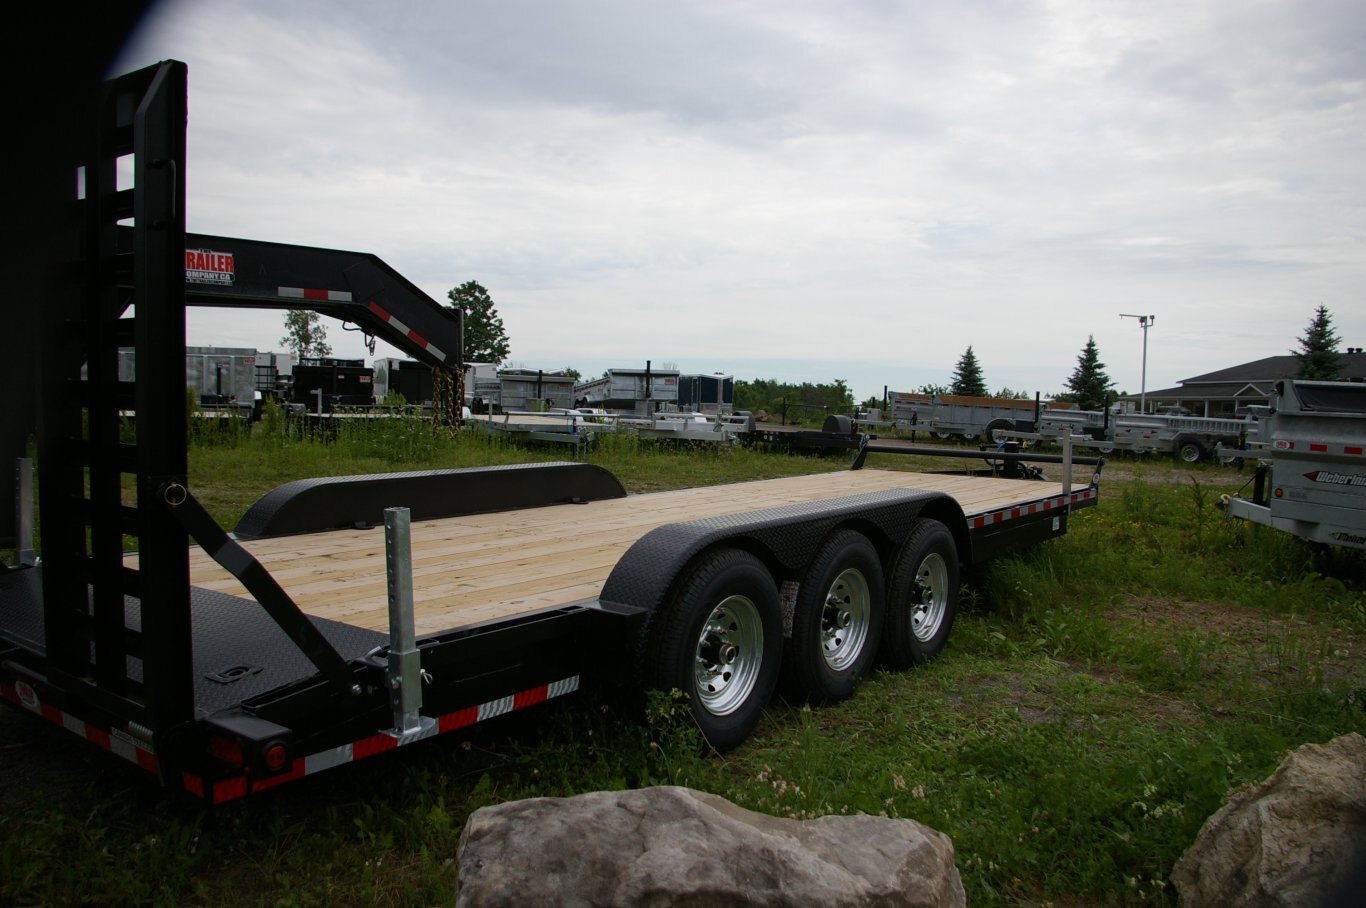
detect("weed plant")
[3,443,1363,906]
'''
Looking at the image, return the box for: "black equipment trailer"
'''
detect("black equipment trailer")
[0,60,1102,805]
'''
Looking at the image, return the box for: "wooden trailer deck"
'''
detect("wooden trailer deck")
[182,469,1085,636]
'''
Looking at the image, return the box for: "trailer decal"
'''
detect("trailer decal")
[1304,471,1366,488]
[1,681,159,774]
[185,248,235,285]
[970,488,1096,529]
[180,675,580,804]
[365,301,450,363]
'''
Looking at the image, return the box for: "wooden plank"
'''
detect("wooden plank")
[181,469,1080,634]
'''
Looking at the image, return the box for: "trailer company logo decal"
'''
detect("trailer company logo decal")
[185,248,235,285]
[1304,470,1366,488]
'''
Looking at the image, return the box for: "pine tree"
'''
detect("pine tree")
[446,280,510,364]
[1065,335,1114,411]
[950,346,988,397]
[1292,305,1343,380]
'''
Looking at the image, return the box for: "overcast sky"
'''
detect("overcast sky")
[113,0,1365,402]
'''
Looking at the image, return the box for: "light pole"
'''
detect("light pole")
[1119,314,1155,413]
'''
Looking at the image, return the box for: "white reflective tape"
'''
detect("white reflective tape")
[547,676,580,698]
[62,713,86,737]
[109,734,138,763]
[305,743,354,775]
[277,287,304,299]
[327,290,353,302]
[478,696,515,720]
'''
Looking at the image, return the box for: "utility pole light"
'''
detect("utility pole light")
[1119,314,1155,413]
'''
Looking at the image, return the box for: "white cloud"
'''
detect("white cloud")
[114,0,1366,400]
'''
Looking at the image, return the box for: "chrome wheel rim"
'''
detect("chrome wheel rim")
[911,553,949,642]
[819,568,871,672]
[694,595,764,716]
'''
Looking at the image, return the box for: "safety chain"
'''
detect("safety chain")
[431,367,463,435]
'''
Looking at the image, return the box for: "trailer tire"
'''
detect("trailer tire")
[1176,437,1206,464]
[780,530,885,704]
[879,519,958,669]
[643,548,782,752]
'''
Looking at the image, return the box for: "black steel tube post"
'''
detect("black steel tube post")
[133,60,195,736]
[14,458,35,567]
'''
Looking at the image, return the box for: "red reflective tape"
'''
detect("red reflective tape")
[1347,446,1363,455]
[367,300,390,320]
[213,777,248,805]
[405,328,430,349]
[353,734,398,760]
[1,684,17,705]
[439,707,479,732]
[183,773,205,798]
[1309,443,1327,452]
[250,760,306,793]
[302,288,328,301]
[514,686,549,710]
[136,749,158,773]
[1011,508,1021,519]
[86,726,111,750]
[41,703,62,725]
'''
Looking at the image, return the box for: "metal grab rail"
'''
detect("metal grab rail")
[850,429,1103,493]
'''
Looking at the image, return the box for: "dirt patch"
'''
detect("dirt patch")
[1105,595,1365,689]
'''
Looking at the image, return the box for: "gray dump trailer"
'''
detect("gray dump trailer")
[1219,380,1366,550]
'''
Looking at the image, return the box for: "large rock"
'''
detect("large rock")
[1171,732,1366,907]
[456,785,964,907]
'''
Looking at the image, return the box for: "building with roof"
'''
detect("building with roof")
[1137,351,1366,417]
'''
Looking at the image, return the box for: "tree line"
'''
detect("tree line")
[280,287,1349,416]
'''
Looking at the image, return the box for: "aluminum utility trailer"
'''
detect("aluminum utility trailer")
[1,60,1103,805]
[1012,408,1252,464]
[888,392,1041,442]
[1219,380,1366,550]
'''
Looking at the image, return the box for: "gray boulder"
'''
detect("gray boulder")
[1172,732,1366,907]
[456,785,964,907]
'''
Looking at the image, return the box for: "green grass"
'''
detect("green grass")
[3,427,1364,906]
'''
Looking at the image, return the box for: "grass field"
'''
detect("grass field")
[3,419,1363,906]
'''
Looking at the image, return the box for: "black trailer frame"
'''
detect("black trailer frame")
[1,61,1101,805]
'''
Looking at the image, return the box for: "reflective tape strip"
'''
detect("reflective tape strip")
[970,489,1096,529]
[1275,440,1366,457]
[277,286,353,302]
[184,675,581,804]
[1,680,158,774]
[365,301,448,363]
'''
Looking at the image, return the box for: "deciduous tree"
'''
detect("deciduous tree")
[279,309,331,360]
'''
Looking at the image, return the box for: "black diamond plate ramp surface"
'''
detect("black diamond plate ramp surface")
[0,566,384,715]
